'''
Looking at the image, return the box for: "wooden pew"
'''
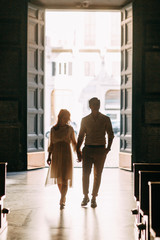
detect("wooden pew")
[133,163,160,201]
[137,171,160,240]
[132,164,160,240]
[139,171,160,214]
[132,164,160,229]
[148,182,160,240]
[0,162,9,234]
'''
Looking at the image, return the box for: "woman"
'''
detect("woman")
[46,109,77,209]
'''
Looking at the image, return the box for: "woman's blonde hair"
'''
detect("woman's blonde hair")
[54,109,70,130]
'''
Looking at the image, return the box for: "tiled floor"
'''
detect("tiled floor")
[1,168,136,240]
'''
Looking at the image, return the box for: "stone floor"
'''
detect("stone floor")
[1,168,136,240]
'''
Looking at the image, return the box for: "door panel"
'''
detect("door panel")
[0,0,27,171]
[27,3,45,169]
[119,3,132,170]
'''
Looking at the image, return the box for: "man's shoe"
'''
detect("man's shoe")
[81,197,90,206]
[91,199,97,208]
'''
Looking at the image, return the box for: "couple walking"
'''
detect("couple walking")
[46,97,114,210]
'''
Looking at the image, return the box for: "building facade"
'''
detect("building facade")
[45,11,121,132]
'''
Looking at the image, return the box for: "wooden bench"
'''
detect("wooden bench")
[133,163,160,201]
[137,171,160,240]
[139,171,160,215]
[0,162,9,234]
[132,164,160,228]
[148,181,160,240]
[132,164,160,240]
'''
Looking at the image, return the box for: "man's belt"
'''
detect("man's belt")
[85,145,105,148]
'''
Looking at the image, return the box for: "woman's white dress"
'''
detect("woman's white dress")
[46,125,76,187]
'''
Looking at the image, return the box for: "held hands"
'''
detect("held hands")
[47,158,51,165]
[77,150,82,162]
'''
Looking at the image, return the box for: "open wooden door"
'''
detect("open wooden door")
[0,0,28,171]
[27,3,45,169]
[119,3,132,171]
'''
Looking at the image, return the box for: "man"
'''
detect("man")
[76,97,114,208]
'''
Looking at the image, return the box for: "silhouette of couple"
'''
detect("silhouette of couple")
[46,97,114,210]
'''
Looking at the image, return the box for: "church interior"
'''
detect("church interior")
[0,0,160,239]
